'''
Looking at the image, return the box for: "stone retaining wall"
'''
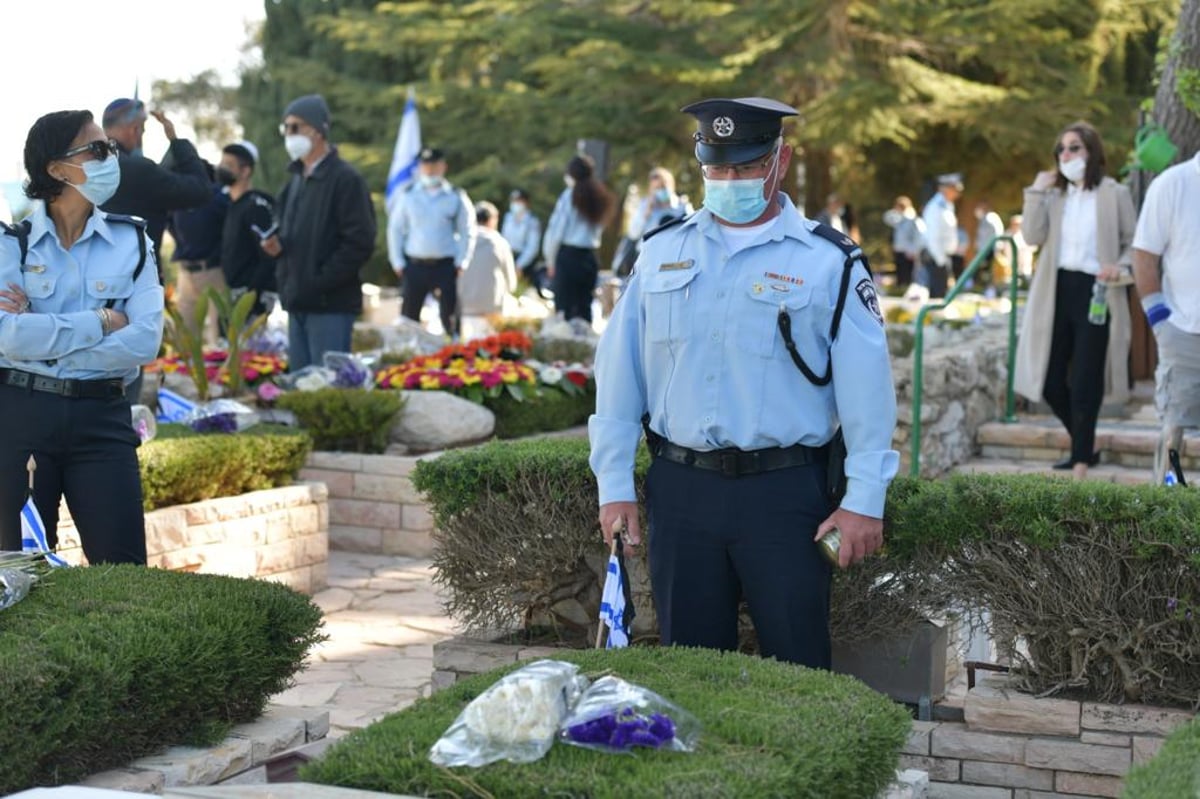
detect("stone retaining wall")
[58,483,329,595]
[300,452,437,558]
[892,324,1010,477]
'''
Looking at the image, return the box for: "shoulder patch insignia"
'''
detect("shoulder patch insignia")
[855,278,884,325]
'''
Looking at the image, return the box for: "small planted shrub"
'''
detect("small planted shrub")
[529,336,596,365]
[484,388,594,439]
[1122,718,1200,799]
[0,566,324,793]
[139,424,312,510]
[416,438,1200,707]
[277,388,404,453]
[301,647,911,799]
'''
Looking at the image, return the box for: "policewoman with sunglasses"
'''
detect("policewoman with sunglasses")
[0,110,164,564]
[1015,121,1136,480]
[589,98,898,668]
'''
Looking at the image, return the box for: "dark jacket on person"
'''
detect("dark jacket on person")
[275,147,376,314]
[221,188,277,296]
[168,184,229,268]
[101,139,212,262]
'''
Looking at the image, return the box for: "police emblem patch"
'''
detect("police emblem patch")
[856,278,884,325]
[712,116,735,137]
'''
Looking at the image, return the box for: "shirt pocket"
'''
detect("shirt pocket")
[85,274,136,306]
[643,269,699,344]
[21,272,58,300]
[739,282,813,357]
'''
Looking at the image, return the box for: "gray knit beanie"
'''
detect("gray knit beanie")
[283,94,331,137]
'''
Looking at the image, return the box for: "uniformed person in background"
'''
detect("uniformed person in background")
[0,110,164,564]
[588,97,899,668]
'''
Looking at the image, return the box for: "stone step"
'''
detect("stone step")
[954,457,1153,486]
[975,418,1200,471]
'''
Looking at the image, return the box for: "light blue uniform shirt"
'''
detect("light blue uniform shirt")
[388,181,476,271]
[0,203,163,385]
[500,209,542,271]
[588,194,899,518]
[543,188,604,267]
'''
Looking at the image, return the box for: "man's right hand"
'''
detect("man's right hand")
[260,235,283,258]
[599,501,641,550]
[150,110,177,141]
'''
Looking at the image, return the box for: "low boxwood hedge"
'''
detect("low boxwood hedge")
[0,566,324,793]
[139,424,312,511]
[414,437,1200,707]
[301,646,910,799]
[484,388,594,439]
[1123,718,1200,798]
[277,388,405,453]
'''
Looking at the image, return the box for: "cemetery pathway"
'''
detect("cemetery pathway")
[269,551,457,738]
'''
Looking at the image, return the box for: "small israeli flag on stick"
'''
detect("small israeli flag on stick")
[20,456,68,568]
[157,387,196,423]
[596,518,632,649]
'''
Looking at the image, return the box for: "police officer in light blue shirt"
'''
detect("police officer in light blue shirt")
[389,148,476,337]
[500,188,543,285]
[588,97,899,668]
[0,109,164,565]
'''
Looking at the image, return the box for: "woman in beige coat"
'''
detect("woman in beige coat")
[1014,121,1136,479]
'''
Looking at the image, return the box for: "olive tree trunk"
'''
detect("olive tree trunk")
[1154,0,1200,163]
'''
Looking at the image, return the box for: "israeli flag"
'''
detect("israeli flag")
[599,550,630,648]
[21,496,68,568]
[385,87,421,218]
[157,387,196,423]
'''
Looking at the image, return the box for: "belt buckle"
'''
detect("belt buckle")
[719,451,740,478]
[61,379,78,398]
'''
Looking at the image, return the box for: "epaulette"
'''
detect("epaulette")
[641,213,690,243]
[102,212,147,229]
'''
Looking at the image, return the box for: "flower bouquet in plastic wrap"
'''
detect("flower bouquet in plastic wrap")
[323,351,374,390]
[429,660,588,768]
[181,398,260,434]
[559,675,701,754]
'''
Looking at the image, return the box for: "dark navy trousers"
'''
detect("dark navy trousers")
[645,456,833,668]
[0,384,147,564]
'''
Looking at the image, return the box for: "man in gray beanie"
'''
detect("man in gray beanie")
[262,93,376,371]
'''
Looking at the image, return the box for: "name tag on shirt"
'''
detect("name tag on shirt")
[658,259,694,272]
[22,264,46,274]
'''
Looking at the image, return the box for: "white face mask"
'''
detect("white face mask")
[564,175,575,188]
[1059,157,1087,184]
[285,134,313,161]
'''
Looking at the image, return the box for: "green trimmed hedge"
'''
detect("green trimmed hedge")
[484,388,594,439]
[277,388,405,453]
[0,566,324,793]
[301,647,910,798]
[139,424,312,511]
[414,437,1200,706]
[1123,719,1200,798]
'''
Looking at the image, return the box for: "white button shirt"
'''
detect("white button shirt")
[1057,183,1100,274]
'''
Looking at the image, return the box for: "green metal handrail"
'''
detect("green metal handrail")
[909,235,1020,477]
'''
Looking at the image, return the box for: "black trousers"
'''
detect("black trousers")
[893,250,915,287]
[401,256,457,337]
[0,385,146,564]
[1044,269,1110,465]
[645,456,833,668]
[552,245,598,323]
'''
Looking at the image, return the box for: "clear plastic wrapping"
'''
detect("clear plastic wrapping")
[559,675,701,753]
[0,565,35,612]
[429,660,588,767]
[323,352,374,390]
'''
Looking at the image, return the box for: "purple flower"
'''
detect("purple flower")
[332,360,369,389]
[191,413,238,434]
[1167,598,1179,611]
[565,707,676,750]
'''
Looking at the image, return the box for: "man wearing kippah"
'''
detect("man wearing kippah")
[262,94,376,371]
[217,140,277,318]
[589,97,898,668]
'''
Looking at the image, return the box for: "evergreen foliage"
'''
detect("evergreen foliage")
[1123,718,1200,799]
[276,388,404,452]
[0,567,324,794]
[300,646,912,799]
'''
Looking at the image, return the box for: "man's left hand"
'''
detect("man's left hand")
[150,110,177,141]
[815,507,883,569]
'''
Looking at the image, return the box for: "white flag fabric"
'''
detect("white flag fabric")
[21,496,68,568]
[599,552,629,648]
[385,88,421,218]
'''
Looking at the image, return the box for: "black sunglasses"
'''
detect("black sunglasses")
[1055,143,1085,155]
[60,139,119,161]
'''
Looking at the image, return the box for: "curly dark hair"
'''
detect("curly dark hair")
[24,110,93,202]
[1054,120,1107,192]
[566,155,615,227]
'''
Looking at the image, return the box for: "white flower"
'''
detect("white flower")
[539,366,563,385]
[295,372,330,392]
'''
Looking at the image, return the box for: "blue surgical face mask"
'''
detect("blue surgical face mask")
[702,146,779,224]
[63,156,121,206]
[419,174,443,189]
[654,187,671,203]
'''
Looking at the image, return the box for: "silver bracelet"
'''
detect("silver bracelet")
[96,308,110,336]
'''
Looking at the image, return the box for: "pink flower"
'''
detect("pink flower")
[257,382,282,401]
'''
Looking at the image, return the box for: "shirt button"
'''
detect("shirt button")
[717,291,726,298]
[711,331,720,341]
[704,415,712,423]
[96,281,107,291]
[706,374,714,382]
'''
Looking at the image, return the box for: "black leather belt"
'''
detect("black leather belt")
[0,368,124,399]
[406,256,454,266]
[648,437,820,478]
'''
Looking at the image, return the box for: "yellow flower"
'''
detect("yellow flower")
[419,374,442,390]
[462,374,482,385]
[500,370,519,384]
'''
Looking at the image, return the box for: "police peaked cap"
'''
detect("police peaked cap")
[681,97,798,165]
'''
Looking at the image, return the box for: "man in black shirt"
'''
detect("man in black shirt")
[217,141,277,317]
[168,162,229,344]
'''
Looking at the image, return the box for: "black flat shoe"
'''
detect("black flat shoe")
[1052,453,1101,470]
